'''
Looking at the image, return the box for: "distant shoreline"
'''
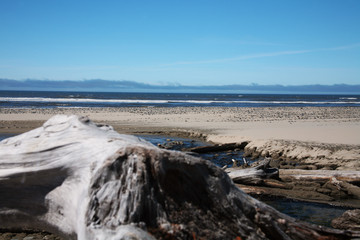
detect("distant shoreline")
[2,79,360,94]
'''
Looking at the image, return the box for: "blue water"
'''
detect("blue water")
[262,198,352,227]
[1,90,359,108]
[0,134,16,141]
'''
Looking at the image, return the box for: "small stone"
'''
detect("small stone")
[24,237,34,240]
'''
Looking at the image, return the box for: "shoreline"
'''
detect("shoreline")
[1,106,360,170]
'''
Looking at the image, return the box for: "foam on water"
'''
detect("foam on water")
[1,94,360,108]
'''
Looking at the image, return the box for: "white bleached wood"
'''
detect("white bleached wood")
[0,115,155,239]
[226,159,279,185]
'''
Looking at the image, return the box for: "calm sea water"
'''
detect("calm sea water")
[1,90,359,108]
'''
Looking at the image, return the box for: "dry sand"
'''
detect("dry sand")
[1,106,360,169]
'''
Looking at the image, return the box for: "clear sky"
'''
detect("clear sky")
[1,0,359,86]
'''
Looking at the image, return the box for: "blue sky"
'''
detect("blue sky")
[1,0,359,86]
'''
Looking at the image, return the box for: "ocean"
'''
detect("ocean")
[0,90,359,108]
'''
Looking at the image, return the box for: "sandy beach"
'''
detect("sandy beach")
[1,106,360,239]
[1,106,360,170]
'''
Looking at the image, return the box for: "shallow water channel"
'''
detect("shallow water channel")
[0,133,350,227]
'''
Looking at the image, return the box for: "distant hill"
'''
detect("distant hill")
[1,79,360,94]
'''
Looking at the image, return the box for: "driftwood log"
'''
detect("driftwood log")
[279,169,360,184]
[186,142,248,153]
[225,159,279,185]
[228,164,360,207]
[0,115,359,240]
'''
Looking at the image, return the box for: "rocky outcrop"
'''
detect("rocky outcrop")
[0,115,359,239]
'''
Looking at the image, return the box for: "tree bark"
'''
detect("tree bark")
[0,115,359,240]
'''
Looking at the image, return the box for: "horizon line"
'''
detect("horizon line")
[1,78,360,94]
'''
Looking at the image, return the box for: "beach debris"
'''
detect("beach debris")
[225,158,279,185]
[243,157,249,167]
[331,209,360,231]
[232,158,237,167]
[278,169,360,184]
[0,115,359,240]
[237,168,360,209]
[185,141,248,153]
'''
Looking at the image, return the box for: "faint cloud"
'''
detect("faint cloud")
[161,43,360,66]
[162,50,312,66]
[319,43,360,51]
[196,36,282,46]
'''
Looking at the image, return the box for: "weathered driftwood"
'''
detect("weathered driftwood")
[226,169,360,208]
[230,166,360,207]
[225,159,279,185]
[279,169,360,184]
[280,169,360,201]
[0,115,359,240]
[186,141,248,153]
